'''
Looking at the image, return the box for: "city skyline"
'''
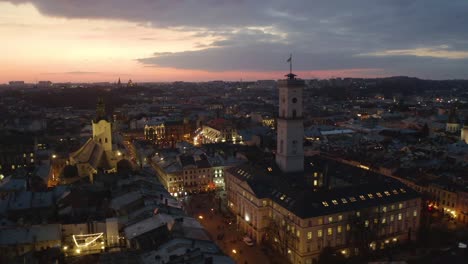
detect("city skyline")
[2,0,468,83]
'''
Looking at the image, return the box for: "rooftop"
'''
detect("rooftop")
[228,155,420,218]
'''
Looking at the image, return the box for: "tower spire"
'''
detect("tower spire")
[285,54,296,80]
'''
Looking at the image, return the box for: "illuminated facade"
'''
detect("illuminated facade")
[69,99,121,181]
[461,117,468,143]
[152,150,229,196]
[195,118,242,145]
[144,119,193,147]
[225,168,421,264]
[224,73,421,264]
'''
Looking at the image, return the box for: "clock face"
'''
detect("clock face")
[292,98,298,103]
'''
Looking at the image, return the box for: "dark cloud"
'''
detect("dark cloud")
[6,0,468,78]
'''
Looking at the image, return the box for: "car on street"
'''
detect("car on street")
[243,236,254,246]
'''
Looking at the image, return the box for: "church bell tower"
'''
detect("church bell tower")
[275,71,305,173]
[92,98,112,152]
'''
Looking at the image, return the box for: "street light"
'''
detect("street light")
[232,249,237,254]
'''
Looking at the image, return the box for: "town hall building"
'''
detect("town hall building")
[225,73,421,264]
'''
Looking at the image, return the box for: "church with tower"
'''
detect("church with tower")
[69,99,121,182]
[224,68,421,264]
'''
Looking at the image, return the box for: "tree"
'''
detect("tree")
[264,215,298,262]
[347,208,384,258]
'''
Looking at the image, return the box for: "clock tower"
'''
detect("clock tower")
[275,73,305,173]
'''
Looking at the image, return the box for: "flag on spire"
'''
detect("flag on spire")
[287,54,292,63]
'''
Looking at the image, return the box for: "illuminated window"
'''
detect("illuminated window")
[322,201,329,207]
[398,203,403,209]
[376,192,383,198]
[318,218,323,225]
[307,232,312,240]
[338,215,343,221]
[383,206,387,212]
[413,210,418,217]
[327,228,333,236]
[314,172,318,177]
[384,191,391,196]
[356,211,360,217]
[328,216,333,223]
[390,215,394,221]
[382,218,386,224]
[280,195,286,200]
[359,195,366,200]
[392,189,399,195]
[30,159,34,163]
[30,153,34,157]
[332,200,338,205]
[349,197,357,202]
[398,213,402,220]
[341,198,347,204]
[400,188,407,193]
[365,220,369,227]
[337,225,342,233]
[314,180,318,186]
[346,224,350,231]
[368,194,374,199]
[317,230,323,237]
[391,205,395,210]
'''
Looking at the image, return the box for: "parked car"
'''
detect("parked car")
[243,236,254,246]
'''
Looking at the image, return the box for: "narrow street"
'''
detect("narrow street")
[183,193,284,264]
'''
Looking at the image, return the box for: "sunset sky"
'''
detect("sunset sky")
[1,0,468,83]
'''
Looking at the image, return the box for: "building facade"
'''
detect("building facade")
[225,73,421,264]
[152,150,229,196]
[225,169,421,264]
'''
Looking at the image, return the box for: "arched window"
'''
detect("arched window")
[105,138,108,143]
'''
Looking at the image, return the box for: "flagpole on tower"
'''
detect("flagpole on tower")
[289,53,292,74]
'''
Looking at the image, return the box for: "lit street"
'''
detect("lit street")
[183,192,286,264]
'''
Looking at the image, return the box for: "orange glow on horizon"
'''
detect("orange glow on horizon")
[0,2,387,84]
